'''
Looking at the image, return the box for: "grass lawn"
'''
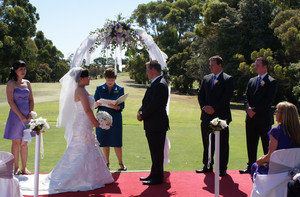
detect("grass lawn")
[0,72,265,173]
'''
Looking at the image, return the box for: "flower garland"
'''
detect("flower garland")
[93,16,144,55]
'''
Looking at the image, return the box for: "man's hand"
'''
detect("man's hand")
[137,111,143,121]
[202,105,215,115]
[246,107,256,118]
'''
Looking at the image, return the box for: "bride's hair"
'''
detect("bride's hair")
[80,69,89,78]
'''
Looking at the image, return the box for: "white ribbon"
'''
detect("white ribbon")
[207,133,212,169]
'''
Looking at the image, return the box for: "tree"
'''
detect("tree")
[34,30,68,81]
[270,9,300,63]
[0,0,39,82]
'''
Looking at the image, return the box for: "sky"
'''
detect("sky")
[29,0,153,58]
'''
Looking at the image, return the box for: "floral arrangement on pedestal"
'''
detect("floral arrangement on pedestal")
[209,117,228,132]
[93,15,144,55]
[96,111,113,130]
[27,115,50,135]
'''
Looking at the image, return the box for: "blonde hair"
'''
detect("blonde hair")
[277,101,300,147]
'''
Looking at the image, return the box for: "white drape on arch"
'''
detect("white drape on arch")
[71,26,171,166]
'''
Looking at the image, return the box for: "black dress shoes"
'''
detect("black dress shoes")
[139,176,151,181]
[239,168,251,174]
[196,167,213,173]
[142,179,163,185]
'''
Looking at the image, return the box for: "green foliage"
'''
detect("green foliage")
[270,9,300,62]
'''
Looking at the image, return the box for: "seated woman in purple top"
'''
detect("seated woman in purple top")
[251,101,300,179]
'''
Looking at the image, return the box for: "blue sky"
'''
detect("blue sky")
[29,0,153,58]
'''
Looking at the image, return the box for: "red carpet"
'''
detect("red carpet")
[24,170,253,197]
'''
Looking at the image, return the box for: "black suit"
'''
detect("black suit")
[198,72,234,171]
[244,74,277,169]
[139,76,169,182]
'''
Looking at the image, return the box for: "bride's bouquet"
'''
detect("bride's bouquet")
[96,111,113,130]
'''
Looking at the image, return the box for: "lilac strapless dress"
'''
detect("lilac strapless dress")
[4,88,31,140]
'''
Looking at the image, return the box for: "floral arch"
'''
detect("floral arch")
[70,18,171,165]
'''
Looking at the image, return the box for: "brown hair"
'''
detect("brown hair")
[277,101,300,147]
[104,68,116,79]
[209,55,223,65]
[146,60,162,72]
[256,57,269,67]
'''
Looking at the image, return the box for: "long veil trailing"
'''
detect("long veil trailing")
[56,67,83,147]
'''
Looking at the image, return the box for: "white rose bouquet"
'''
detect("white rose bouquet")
[96,111,113,130]
[209,117,228,132]
[27,116,50,135]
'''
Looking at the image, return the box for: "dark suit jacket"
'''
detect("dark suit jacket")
[140,76,169,132]
[198,72,234,123]
[244,74,277,124]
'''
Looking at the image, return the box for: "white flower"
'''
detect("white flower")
[211,118,219,126]
[30,111,37,119]
[219,120,228,129]
[260,80,265,86]
[214,80,219,85]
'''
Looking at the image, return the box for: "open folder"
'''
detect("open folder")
[98,93,128,107]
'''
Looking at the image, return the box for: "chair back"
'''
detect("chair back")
[269,148,300,174]
[0,151,14,179]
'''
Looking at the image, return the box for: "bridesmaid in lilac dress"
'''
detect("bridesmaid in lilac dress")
[3,60,34,175]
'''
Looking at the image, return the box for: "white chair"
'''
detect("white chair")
[0,151,23,197]
[251,148,300,197]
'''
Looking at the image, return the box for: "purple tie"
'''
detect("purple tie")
[256,76,261,89]
[211,75,216,89]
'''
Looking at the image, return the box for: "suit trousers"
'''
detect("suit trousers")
[201,120,229,171]
[245,120,270,168]
[145,129,166,181]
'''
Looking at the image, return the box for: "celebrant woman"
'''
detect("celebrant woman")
[18,68,114,195]
[94,68,126,171]
[3,60,35,175]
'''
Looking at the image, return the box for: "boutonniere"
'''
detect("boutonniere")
[146,84,151,89]
[260,80,265,87]
[214,79,219,85]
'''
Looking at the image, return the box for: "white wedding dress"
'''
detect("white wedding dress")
[17,96,114,195]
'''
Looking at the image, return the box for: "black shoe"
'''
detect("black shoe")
[239,168,250,174]
[142,179,163,185]
[140,176,151,181]
[196,167,213,173]
[220,171,227,177]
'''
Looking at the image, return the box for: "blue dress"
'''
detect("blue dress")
[4,88,30,140]
[94,83,124,147]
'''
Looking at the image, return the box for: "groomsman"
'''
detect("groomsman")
[196,56,234,176]
[137,60,169,185]
[239,57,277,174]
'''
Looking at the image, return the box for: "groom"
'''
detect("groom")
[137,60,169,185]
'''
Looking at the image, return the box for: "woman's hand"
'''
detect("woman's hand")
[256,156,265,166]
[26,114,32,122]
[93,120,100,127]
[20,116,27,123]
[108,103,120,110]
[95,100,102,107]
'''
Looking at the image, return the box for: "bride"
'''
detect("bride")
[18,67,114,195]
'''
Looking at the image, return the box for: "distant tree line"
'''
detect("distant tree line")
[127,0,300,104]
